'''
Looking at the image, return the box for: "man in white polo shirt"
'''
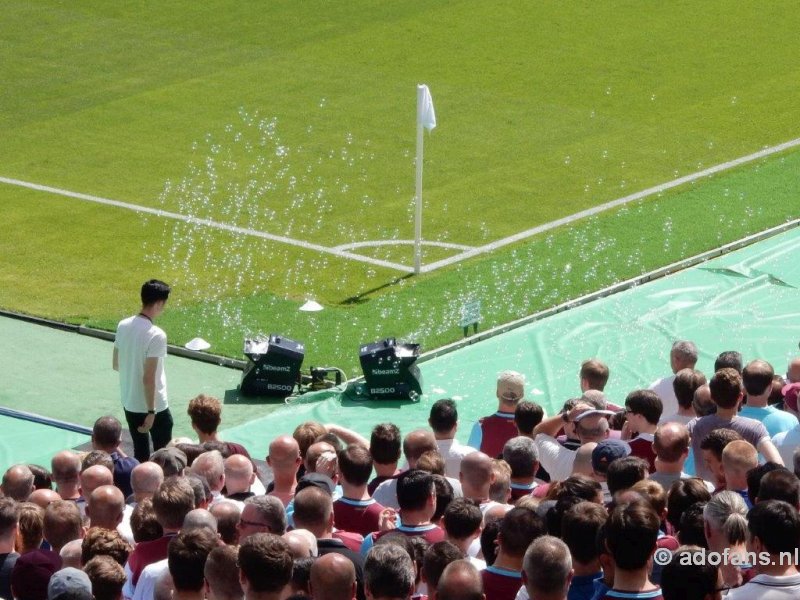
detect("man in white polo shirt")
[113,279,174,462]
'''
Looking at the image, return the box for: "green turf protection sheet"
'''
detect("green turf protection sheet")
[0,415,89,469]
[222,226,800,458]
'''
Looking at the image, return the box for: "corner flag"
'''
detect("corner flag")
[419,84,436,131]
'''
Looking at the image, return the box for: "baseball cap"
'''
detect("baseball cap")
[591,439,632,474]
[296,473,336,495]
[48,568,93,600]
[782,382,800,412]
[11,549,62,600]
[574,409,617,422]
[149,447,188,476]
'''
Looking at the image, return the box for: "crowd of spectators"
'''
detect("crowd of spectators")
[2,343,800,600]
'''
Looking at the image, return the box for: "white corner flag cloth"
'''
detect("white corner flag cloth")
[419,84,436,131]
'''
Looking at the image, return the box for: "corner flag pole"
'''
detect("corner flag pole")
[414,84,436,274]
[414,85,425,274]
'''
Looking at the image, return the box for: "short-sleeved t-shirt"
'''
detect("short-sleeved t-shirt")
[739,405,799,438]
[115,315,168,413]
[687,414,770,481]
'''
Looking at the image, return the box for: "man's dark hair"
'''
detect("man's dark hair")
[432,475,454,523]
[82,527,132,566]
[677,502,708,548]
[666,478,712,531]
[743,360,775,397]
[514,401,544,435]
[580,359,610,391]
[141,279,171,306]
[84,556,127,600]
[624,390,663,425]
[709,368,743,409]
[443,498,482,540]
[169,528,219,591]
[429,399,458,433]
[606,457,648,495]
[0,498,19,538]
[606,499,660,570]
[152,476,195,530]
[291,486,332,531]
[561,501,607,565]
[82,450,114,473]
[423,541,464,591]
[27,465,52,490]
[92,416,122,449]
[557,475,602,502]
[715,351,743,374]
[480,518,501,566]
[337,444,373,487]
[397,469,434,512]
[238,533,293,593]
[364,545,415,599]
[661,546,720,600]
[291,557,313,595]
[370,423,402,465]
[755,468,800,506]
[748,500,800,555]
[746,462,785,504]
[699,427,743,460]
[43,500,82,551]
[673,369,707,409]
[130,497,163,543]
[498,507,545,557]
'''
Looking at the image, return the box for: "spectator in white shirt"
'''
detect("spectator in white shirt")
[649,340,698,419]
[428,399,476,479]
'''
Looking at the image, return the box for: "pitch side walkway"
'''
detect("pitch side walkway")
[2,226,799,467]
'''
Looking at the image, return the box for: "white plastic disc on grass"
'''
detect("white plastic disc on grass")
[185,337,211,351]
[299,300,324,312]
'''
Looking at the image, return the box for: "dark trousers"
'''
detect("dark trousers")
[124,408,174,463]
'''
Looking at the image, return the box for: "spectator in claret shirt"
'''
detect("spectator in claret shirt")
[480,507,545,600]
[599,499,663,600]
[362,470,444,556]
[468,371,526,459]
[334,445,385,537]
[622,390,662,472]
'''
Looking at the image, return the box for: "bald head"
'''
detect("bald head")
[268,436,301,466]
[653,422,690,463]
[131,462,165,500]
[60,538,84,569]
[311,553,356,600]
[29,488,62,509]
[305,442,336,473]
[87,485,125,529]
[693,384,715,417]
[403,430,438,467]
[224,455,255,495]
[183,508,218,533]
[437,560,484,600]
[459,452,494,498]
[81,465,114,498]
[51,451,81,494]
[2,465,34,501]
[572,443,598,477]
[282,529,318,558]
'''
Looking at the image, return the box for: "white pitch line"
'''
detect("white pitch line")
[419,136,800,273]
[0,176,414,274]
[333,239,475,252]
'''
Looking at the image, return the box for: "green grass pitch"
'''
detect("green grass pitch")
[1,1,799,374]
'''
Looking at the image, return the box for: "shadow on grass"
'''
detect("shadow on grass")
[340,273,415,305]
[223,388,288,406]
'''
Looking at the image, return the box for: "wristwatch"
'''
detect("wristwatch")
[147,410,156,415]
